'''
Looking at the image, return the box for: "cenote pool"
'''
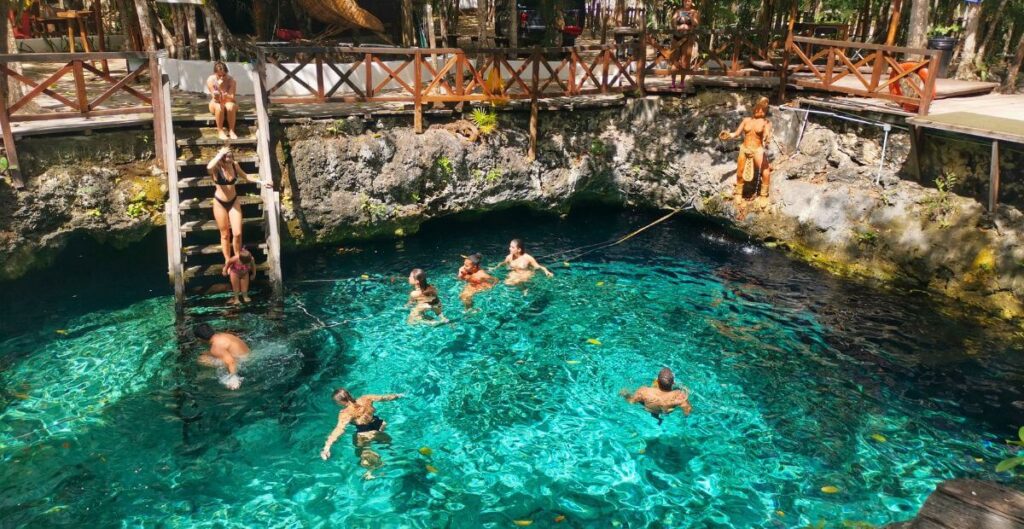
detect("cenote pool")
[1,209,1023,528]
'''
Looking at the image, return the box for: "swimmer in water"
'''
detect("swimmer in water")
[193,323,250,390]
[321,388,404,479]
[498,238,553,286]
[457,253,497,309]
[407,268,447,324]
[620,367,692,424]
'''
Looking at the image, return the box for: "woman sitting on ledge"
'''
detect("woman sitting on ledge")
[207,61,238,140]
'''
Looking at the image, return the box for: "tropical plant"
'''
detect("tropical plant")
[996,426,1024,473]
[928,23,959,38]
[470,108,499,136]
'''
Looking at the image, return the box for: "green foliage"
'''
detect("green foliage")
[996,427,1024,474]
[472,169,484,180]
[470,108,498,136]
[435,155,454,178]
[359,194,388,222]
[0,156,9,173]
[485,167,504,183]
[923,173,959,226]
[325,119,347,135]
[125,191,150,218]
[928,24,959,38]
[87,208,102,218]
[589,139,607,156]
[854,228,878,245]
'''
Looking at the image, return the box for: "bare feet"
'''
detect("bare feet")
[228,130,238,140]
[242,294,251,303]
[217,130,228,140]
[228,297,241,306]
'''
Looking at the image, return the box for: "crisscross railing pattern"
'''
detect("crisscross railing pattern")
[786,35,939,115]
[0,51,154,121]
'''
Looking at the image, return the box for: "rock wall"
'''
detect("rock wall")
[0,132,162,280]
[279,92,1024,319]
[1,92,1021,321]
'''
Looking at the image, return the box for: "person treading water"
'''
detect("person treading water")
[620,367,692,424]
[457,253,497,309]
[320,388,404,479]
[193,323,249,390]
[497,238,554,286]
[407,268,447,324]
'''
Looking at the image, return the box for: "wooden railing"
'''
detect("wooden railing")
[255,44,645,106]
[0,50,162,187]
[786,35,940,115]
[645,29,783,77]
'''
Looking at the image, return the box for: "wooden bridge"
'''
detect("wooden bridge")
[0,31,1017,312]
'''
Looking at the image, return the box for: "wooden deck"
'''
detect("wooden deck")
[908,94,1024,144]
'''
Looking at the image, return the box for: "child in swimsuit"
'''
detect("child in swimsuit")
[407,268,447,324]
[226,248,256,305]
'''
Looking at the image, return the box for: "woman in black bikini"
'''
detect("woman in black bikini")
[207,147,265,275]
[321,388,404,478]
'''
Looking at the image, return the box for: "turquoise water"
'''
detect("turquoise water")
[2,209,1023,528]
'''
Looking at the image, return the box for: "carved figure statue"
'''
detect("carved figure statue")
[719,96,772,201]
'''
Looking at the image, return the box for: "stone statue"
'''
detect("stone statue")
[719,97,772,202]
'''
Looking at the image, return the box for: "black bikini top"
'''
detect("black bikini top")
[214,165,237,186]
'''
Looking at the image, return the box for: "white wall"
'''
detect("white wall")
[16,35,126,53]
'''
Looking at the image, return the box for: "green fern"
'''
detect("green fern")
[470,108,499,136]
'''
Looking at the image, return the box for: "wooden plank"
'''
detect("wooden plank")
[989,140,999,212]
[528,49,539,161]
[249,56,284,302]
[790,35,941,59]
[413,51,423,133]
[158,69,184,311]
[907,113,1024,144]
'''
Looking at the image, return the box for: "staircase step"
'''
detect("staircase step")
[182,243,268,257]
[185,261,269,280]
[176,156,258,168]
[181,217,263,233]
[178,176,261,189]
[179,195,263,211]
[176,136,257,147]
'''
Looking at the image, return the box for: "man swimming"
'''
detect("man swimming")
[320,388,403,478]
[620,367,692,424]
[457,253,497,309]
[498,238,554,286]
[194,323,250,390]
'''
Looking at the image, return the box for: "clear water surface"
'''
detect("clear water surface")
[2,209,1023,528]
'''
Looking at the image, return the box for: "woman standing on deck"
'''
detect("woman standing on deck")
[669,0,700,90]
[207,147,266,276]
[207,61,238,140]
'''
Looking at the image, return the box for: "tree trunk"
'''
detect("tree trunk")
[116,0,142,50]
[954,1,981,78]
[185,5,197,59]
[202,0,231,59]
[506,0,517,48]
[438,0,449,45]
[252,0,271,42]
[0,0,25,108]
[132,0,156,51]
[906,0,928,50]
[1002,30,1024,93]
[1001,21,1015,65]
[974,0,1009,69]
[401,0,415,46]
[170,4,186,59]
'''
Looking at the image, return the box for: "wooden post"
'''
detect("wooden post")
[250,55,284,303]
[528,48,539,161]
[149,53,165,169]
[365,53,373,98]
[568,50,577,95]
[908,125,923,182]
[0,74,22,188]
[315,54,324,101]
[158,64,185,311]
[72,59,88,114]
[413,51,423,133]
[778,2,797,102]
[989,140,1000,212]
[918,52,938,116]
[636,16,647,95]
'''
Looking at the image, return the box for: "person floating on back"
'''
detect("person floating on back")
[498,238,554,286]
[457,253,497,309]
[321,388,404,479]
[226,247,256,305]
[620,367,692,424]
[407,268,447,324]
[193,323,250,390]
